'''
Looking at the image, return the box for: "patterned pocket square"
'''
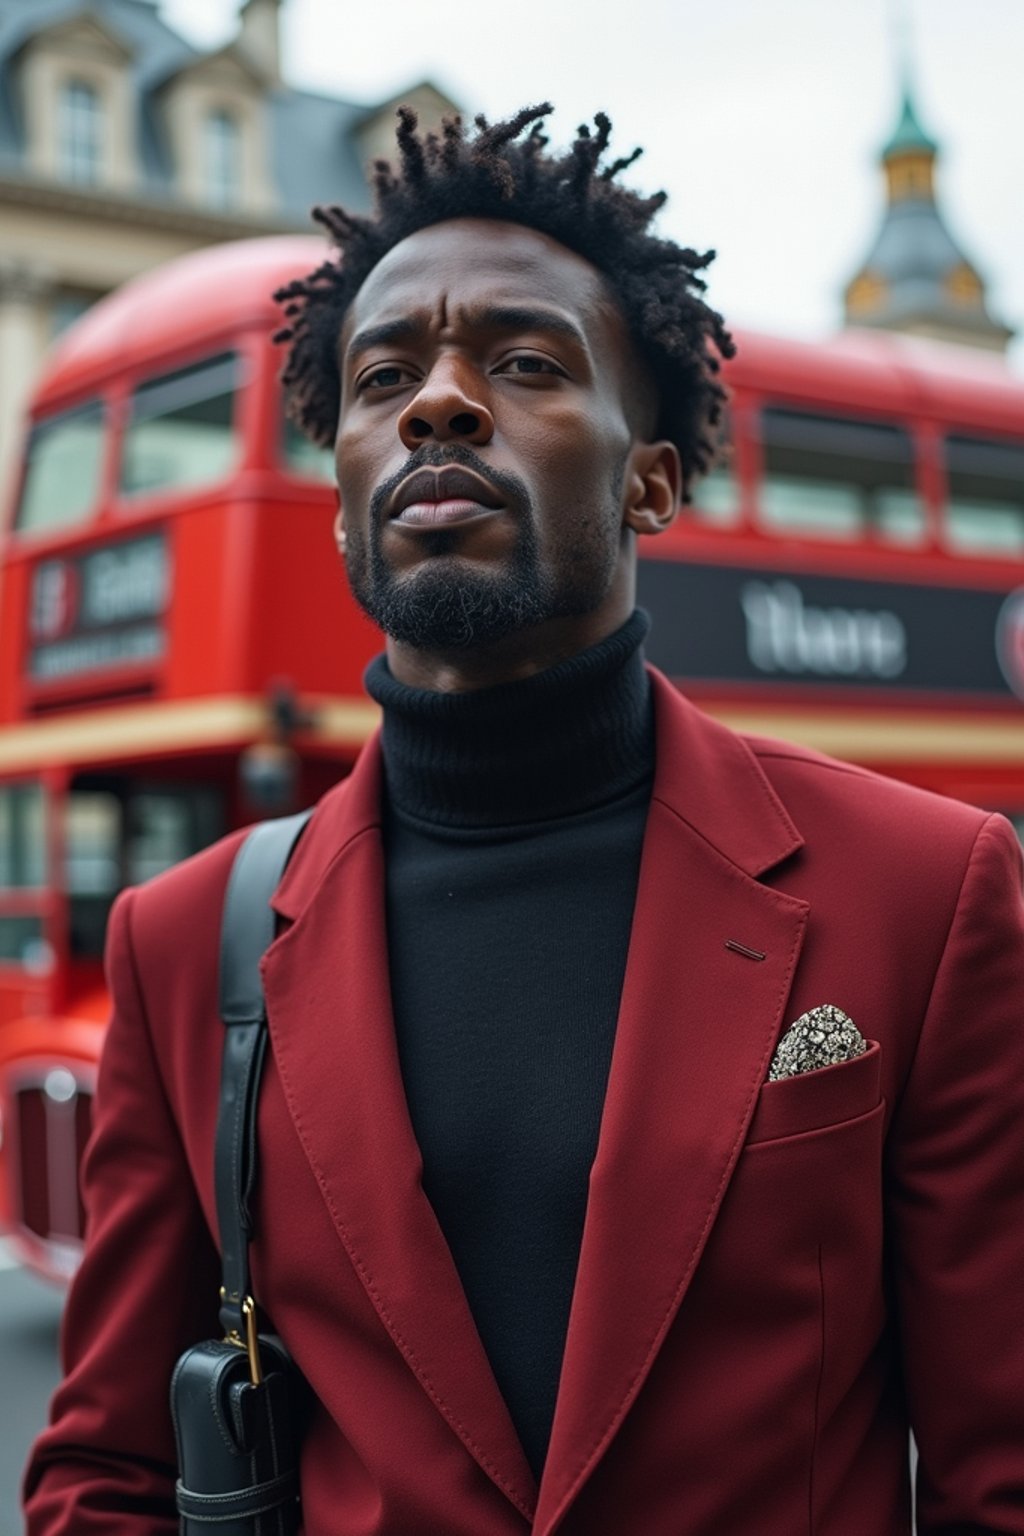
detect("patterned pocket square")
[768,1004,867,1082]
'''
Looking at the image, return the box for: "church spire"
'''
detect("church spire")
[843,73,1012,353]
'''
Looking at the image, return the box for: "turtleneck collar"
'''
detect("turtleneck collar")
[363,610,654,829]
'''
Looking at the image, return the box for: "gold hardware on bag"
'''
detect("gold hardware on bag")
[219,1285,244,1350]
[242,1296,263,1386]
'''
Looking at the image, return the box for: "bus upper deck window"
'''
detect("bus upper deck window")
[282,415,335,483]
[689,466,740,525]
[689,415,739,526]
[14,403,105,536]
[120,352,240,499]
[759,409,923,543]
[65,779,225,957]
[945,436,1024,556]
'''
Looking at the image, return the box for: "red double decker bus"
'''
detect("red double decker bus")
[1,237,1023,1280]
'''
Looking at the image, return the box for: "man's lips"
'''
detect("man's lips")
[387,466,506,526]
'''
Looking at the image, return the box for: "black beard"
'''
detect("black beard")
[361,536,554,650]
[344,443,622,652]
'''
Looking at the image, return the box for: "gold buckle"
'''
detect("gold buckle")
[242,1296,263,1386]
[219,1286,263,1386]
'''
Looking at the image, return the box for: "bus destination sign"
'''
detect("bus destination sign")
[27,532,171,685]
[638,558,1024,705]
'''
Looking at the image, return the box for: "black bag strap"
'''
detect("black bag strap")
[215,810,312,1345]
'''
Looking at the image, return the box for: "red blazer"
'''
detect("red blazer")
[25,671,1024,1535]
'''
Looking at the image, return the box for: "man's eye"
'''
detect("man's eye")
[360,365,409,390]
[498,355,563,377]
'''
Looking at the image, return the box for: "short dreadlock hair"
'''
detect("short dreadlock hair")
[275,102,734,488]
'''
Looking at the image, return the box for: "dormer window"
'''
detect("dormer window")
[203,108,241,209]
[58,78,103,185]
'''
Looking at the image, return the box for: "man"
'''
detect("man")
[25,105,1024,1535]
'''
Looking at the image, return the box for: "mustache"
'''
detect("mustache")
[367,444,531,524]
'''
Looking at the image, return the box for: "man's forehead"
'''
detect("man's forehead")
[342,218,617,343]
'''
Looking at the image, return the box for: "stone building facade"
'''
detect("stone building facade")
[0,0,459,499]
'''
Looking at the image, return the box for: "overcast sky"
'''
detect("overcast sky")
[163,0,1024,367]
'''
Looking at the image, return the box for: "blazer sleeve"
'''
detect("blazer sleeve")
[886,812,1024,1535]
[23,887,221,1536]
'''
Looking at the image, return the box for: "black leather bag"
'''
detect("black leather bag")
[170,1336,303,1535]
[170,811,312,1535]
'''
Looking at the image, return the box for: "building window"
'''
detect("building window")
[946,264,982,307]
[58,79,103,185]
[203,109,241,209]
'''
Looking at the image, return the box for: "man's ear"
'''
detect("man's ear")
[333,501,347,555]
[622,440,682,536]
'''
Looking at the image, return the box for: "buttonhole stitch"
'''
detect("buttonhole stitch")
[724,939,767,961]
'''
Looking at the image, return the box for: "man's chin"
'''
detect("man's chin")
[354,563,552,652]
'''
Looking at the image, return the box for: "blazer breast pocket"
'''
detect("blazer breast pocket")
[745,1040,882,1146]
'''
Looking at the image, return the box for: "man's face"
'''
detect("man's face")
[334,219,677,678]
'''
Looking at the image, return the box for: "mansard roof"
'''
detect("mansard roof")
[0,0,456,218]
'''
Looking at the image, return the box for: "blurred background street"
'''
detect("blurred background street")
[0,1241,62,1534]
[0,0,1020,1527]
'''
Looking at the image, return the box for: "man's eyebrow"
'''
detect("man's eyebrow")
[345,317,420,359]
[346,306,588,360]
[473,305,587,348]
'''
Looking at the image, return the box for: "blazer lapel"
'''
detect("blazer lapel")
[536,674,809,1536]
[262,738,537,1521]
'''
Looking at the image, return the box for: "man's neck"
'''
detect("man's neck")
[365,609,655,828]
[383,596,636,694]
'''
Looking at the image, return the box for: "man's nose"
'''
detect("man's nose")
[397,358,494,448]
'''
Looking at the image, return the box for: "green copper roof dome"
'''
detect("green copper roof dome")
[845,73,1011,352]
[882,85,938,159]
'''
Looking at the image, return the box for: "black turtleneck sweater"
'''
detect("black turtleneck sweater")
[363,611,655,1480]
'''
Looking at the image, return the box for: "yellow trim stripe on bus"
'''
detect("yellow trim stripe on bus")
[2,695,1024,772]
[0,694,381,771]
[710,708,1024,763]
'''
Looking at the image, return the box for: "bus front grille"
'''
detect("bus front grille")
[15,1076,92,1246]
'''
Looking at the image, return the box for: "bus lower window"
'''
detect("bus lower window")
[120,352,240,499]
[15,402,105,536]
[945,436,1024,556]
[66,780,225,958]
[0,783,46,889]
[0,914,46,967]
[66,793,122,959]
[0,782,48,969]
[759,409,922,543]
[127,790,222,885]
[282,416,335,483]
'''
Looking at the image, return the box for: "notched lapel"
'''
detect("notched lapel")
[536,680,809,1536]
[262,752,537,1520]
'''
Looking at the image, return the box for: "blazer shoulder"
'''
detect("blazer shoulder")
[745,729,996,858]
